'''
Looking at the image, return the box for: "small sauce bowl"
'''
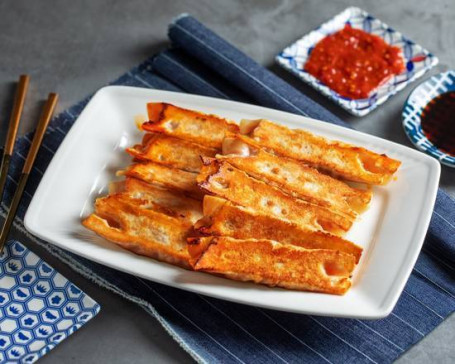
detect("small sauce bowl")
[402,71,455,167]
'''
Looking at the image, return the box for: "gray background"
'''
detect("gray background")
[1,0,454,362]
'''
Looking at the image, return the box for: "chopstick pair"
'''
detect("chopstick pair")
[0,75,58,252]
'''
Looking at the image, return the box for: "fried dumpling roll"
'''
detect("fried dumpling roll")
[196,196,362,263]
[187,236,356,295]
[109,178,203,224]
[239,119,401,185]
[127,133,216,173]
[197,158,353,235]
[83,193,193,268]
[142,103,239,148]
[122,161,203,199]
[221,135,372,217]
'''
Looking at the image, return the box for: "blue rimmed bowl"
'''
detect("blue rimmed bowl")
[402,71,455,168]
[276,7,439,116]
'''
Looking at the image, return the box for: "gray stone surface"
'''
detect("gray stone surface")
[0,0,454,362]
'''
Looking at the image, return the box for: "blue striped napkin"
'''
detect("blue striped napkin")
[1,14,454,364]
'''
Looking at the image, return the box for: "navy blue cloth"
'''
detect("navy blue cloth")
[167,15,346,127]
[1,14,454,364]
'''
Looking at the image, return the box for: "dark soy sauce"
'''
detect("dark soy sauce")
[421,91,455,156]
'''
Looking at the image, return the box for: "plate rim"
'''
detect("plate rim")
[24,85,441,319]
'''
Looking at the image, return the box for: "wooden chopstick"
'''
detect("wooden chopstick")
[0,75,30,201]
[0,93,58,252]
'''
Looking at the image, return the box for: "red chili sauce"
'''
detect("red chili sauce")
[304,25,405,99]
[421,91,455,156]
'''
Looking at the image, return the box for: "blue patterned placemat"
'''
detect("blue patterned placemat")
[0,240,100,363]
[0,14,454,364]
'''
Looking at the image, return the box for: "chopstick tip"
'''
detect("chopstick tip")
[19,74,30,83]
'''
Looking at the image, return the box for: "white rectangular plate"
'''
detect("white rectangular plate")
[24,86,440,319]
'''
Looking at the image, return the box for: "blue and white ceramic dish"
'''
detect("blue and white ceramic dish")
[276,7,438,116]
[0,240,100,363]
[402,71,455,168]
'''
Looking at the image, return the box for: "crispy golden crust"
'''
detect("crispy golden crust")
[119,178,203,223]
[82,193,192,268]
[220,135,372,217]
[126,133,217,173]
[123,161,203,199]
[240,119,401,185]
[187,236,355,295]
[197,196,362,263]
[143,103,239,149]
[197,159,353,235]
